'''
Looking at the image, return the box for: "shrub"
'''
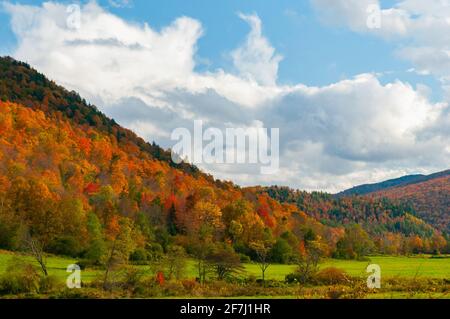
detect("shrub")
[181,279,197,293]
[130,248,149,264]
[49,288,109,299]
[47,236,82,257]
[146,243,164,262]
[239,254,251,263]
[327,287,347,299]
[162,281,186,297]
[39,275,60,294]
[270,238,294,264]
[245,275,257,284]
[75,259,99,270]
[314,267,350,285]
[285,273,299,284]
[120,267,147,293]
[0,260,40,295]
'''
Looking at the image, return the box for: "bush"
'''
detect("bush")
[314,267,350,285]
[47,236,82,257]
[270,238,294,264]
[49,288,110,299]
[146,243,164,262]
[285,273,299,284]
[75,259,98,270]
[130,248,149,264]
[239,254,251,263]
[39,275,60,293]
[0,261,40,295]
[326,287,347,299]
[181,279,197,293]
[162,281,186,297]
[120,267,147,293]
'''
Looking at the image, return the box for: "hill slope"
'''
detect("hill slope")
[258,185,448,254]
[0,56,201,178]
[338,170,450,197]
[337,170,449,233]
[0,56,336,262]
[370,174,450,233]
[0,56,448,261]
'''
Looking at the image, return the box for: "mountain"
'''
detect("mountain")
[259,185,446,250]
[0,56,448,261]
[0,56,334,260]
[337,170,450,197]
[0,56,202,178]
[370,173,450,233]
[338,170,450,233]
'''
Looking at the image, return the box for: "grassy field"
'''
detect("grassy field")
[1,250,448,283]
[0,250,448,299]
[224,256,450,280]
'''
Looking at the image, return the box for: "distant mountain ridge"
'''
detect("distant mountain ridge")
[337,169,450,197]
[337,170,450,233]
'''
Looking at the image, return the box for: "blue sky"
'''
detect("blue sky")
[0,0,441,95]
[1,0,449,191]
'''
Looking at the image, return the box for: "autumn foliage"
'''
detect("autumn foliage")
[0,56,448,268]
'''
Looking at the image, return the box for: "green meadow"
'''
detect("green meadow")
[1,250,448,284]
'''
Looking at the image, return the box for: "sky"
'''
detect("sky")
[0,0,449,192]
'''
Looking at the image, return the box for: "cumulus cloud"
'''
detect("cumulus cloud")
[310,0,450,89]
[231,13,283,86]
[310,0,423,37]
[2,1,449,192]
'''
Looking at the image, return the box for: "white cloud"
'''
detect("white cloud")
[108,0,133,8]
[310,0,450,89]
[231,13,283,86]
[2,1,449,192]
[310,0,407,36]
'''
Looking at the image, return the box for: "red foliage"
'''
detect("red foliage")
[156,271,165,286]
[257,204,275,228]
[141,192,155,205]
[84,182,100,195]
[105,215,121,240]
[78,137,91,155]
[164,193,177,211]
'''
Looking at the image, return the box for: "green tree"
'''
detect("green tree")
[167,203,178,236]
[189,232,214,285]
[270,238,293,264]
[102,217,136,290]
[335,224,375,260]
[249,240,273,286]
[294,239,327,284]
[207,244,243,281]
[85,213,106,264]
[165,245,187,280]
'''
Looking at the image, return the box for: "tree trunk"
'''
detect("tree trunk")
[103,239,117,291]
[28,237,48,276]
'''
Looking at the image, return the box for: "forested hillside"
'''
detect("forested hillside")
[337,174,426,196]
[0,57,201,177]
[370,174,450,233]
[0,100,327,263]
[338,169,449,197]
[0,56,448,280]
[260,186,449,255]
[337,168,449,234]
